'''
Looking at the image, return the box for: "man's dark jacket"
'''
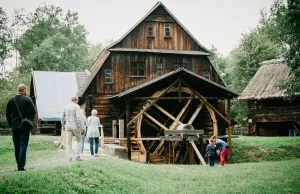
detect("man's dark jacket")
[6,94,36,127]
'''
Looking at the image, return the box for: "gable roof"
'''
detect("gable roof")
[239,59,290,101]
[107,1,210,53]
[78,50,110,97]
[31,71,87,121]
[110,68,238,99]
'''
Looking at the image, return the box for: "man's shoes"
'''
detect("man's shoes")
[94,154,99,157]
[18,168,27,171]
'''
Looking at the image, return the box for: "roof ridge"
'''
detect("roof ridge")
[107,1,210,53]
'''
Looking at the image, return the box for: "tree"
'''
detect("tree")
[17,5,89,72]
[264,0,300,101]
[86,42,104,67]
[0,8,12,78]
[210,45,231,86]
[228,27,282,93]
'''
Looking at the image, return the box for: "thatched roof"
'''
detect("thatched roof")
[239,59,290,101]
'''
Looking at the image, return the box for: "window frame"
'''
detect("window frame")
[105,69,112,83]
[131,62,146,77]
[148,22,154,37]
[157,63,163,76]
[204,71,210,80]
[164,23,171,37]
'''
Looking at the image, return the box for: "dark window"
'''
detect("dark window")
[204,71,210,80]
[148,22,153,37]
[165,23,170,37]
[157,63,163,76]
[131,62,145,76]
[105,69,112,83]
[173,63,187,70]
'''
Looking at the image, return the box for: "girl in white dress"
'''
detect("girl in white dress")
[86,109,101,156]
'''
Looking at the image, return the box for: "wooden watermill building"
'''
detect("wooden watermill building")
[78,2,238,163]
[239,59,300,136]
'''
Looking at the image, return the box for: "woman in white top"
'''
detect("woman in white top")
[86,109,101,156]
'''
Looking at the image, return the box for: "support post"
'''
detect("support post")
[170,142,175,164]
[100,125,104,148]
[119,119,124,146]
[126,99,131,160]
[164,141,168,163]
[189,143,194,164]
[146,140,150,164]
[247,101,251,136]
[227,98,232,163]
[112,120,117,142]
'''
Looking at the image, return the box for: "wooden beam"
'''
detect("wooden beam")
[136,115,146,154]
[181,79,230,125]
[126,100,131,160]
[131,97,230,100]
[170,142,175,164]
[127,78,179,126]
[112,120,117,143]
[190,140,206,165]
[100,125,104,148]
[169,99,192,130]
[144,112,169,131]
[187,103,203,125]
[119,119,124,146]
[153,141,164,155]
[154,104,182,124]
[178,78,182,103]
[247,101,251,136]
[227,99,232,163]
[189,143,194,164]
[206,106,218,136]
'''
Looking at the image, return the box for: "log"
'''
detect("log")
[188,103,203,125]
[144,112,169,131]
[190,140,206,165]
[127,79,179,126]
[169,99,192,130]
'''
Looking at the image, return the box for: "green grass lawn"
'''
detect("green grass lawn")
[0,136,300,194]
[232,136,300,163]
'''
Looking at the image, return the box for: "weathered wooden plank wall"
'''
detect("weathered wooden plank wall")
[85,53,223,94]
[112,6,205,52]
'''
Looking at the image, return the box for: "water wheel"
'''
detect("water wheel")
[127,86,218,163]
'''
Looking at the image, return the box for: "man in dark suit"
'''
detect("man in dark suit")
[6,84,36,171]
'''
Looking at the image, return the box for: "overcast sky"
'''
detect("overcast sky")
[1,0,275,56]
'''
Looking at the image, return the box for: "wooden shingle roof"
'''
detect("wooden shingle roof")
[239,59,290,101]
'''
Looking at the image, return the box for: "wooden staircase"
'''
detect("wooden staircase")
[150,155,165,164]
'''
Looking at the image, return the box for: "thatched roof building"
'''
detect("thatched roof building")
[239,59,289,101]
[239,59,300,136]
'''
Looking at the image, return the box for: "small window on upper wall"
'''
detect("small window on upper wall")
[105,69,112,83]
[131,62,146,77]
[204,71,210,80]
[157,63,163,76]
[165,23,170,37]
[148,22,153,37]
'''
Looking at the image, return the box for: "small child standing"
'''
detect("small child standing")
[206,138,215,167]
